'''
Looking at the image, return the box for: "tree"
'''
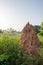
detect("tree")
[40,22,43,31]
[34,25,40,33]
[39,22,43,36]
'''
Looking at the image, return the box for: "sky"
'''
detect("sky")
[0,0,43,31]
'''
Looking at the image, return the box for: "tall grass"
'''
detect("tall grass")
[0,33,43,65]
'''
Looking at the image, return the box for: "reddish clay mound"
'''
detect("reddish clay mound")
[20,22,40,55]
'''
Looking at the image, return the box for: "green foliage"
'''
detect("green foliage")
[39,22,43,36]
[34,25,40,33]
[0,33,43,65]
[39,31,43,36]
[0,29,3,33]
[40,22,43,30]
[38,34,43,48]
[0,34,33,65]
[37,34,43,65]
[5,51,33,65]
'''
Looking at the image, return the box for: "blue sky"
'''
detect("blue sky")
[0,0,43,31]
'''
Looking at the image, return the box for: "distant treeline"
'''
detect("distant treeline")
[0,22,43,35]
[0,26,40,33]
[0,28,21,34]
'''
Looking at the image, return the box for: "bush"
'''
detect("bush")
[39,31,43,36]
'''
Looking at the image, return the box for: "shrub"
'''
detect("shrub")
[39,31,43,36]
